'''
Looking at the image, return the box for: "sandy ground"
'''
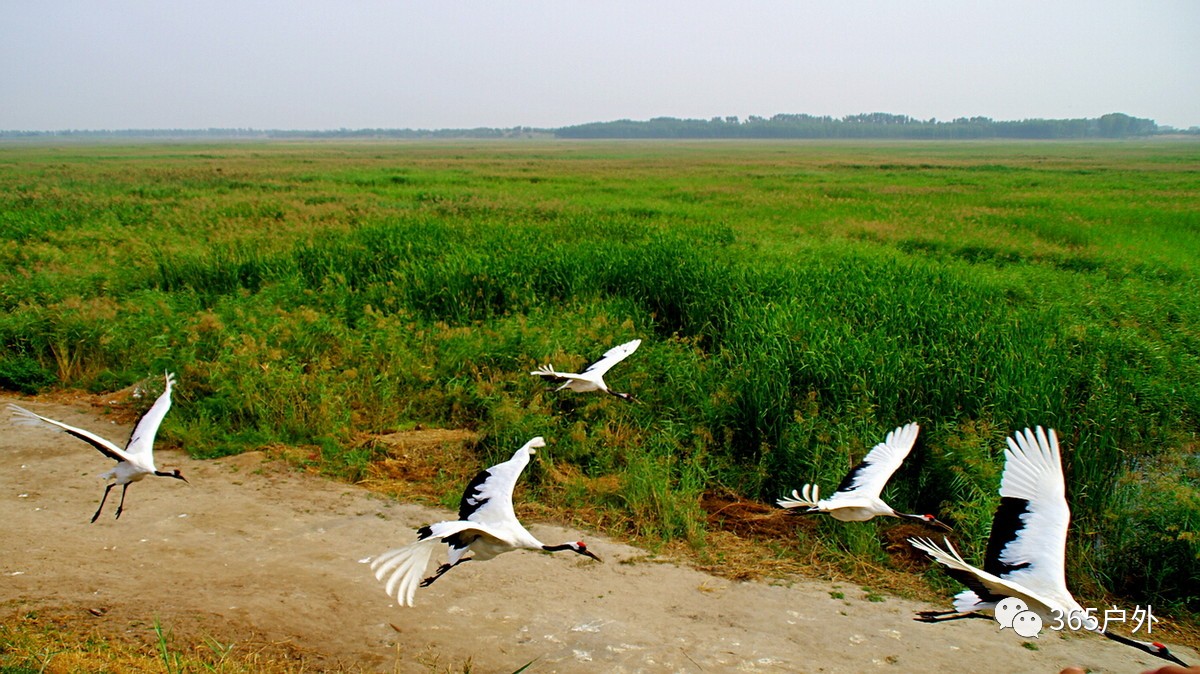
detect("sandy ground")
[1,395,1194,673]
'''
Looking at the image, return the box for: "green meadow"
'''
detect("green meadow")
[1,140,1197,614]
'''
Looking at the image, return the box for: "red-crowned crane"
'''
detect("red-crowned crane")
[910,426,1189,667]
[8,372,187,523]
[370,436,601,607]
[530,338,641,401]
[777,422,952,531]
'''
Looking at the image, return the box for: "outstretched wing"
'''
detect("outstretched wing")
[370,520,468,606]
[8,403,130,463]
[580,339,641,377]
[124,372,175,458]
[827,423,919,502]
[458,437,545,528]
[982,426,1070,603]
[910,536,1060,618]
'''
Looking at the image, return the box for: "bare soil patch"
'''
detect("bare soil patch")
[2,394,1194,672]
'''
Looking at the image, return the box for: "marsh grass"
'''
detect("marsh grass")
[1,140,1197,618]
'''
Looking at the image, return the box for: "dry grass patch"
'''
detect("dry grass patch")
[688,490,944,600]
[358,428,480,504]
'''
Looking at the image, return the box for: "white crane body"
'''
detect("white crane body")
[370,437,600,607]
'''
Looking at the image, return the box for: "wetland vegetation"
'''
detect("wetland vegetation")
[1,139,1197,619]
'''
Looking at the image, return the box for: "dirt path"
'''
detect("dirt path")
[1,395,1193,673]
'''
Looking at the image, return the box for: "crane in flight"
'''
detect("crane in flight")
[370,436,601,607]
[911,426,1189,667]
[777,422,951,531]
[530,338,641,401]
[9,372,187,522]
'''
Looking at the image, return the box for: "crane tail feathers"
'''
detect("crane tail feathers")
[776,484,821,510]
[371,538,440,607]
[952,590,987,614]
[530,365,578,388]
[909,536,970,571]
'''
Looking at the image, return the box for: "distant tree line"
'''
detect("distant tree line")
[0,128,273,139]
[0,127,550,140]
[3,113,1196,140]
[555,112,1179,139]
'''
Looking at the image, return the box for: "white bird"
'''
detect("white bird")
[530,338,641,401]
[776,422,952,531]
[910,426,1189,667]
[370,436,601,607]
[8,372,187,523]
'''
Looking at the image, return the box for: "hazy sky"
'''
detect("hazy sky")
[3,1,1198,131]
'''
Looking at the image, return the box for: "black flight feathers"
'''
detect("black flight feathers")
[983,497,1034,577]
[833,457,871,494]
[62,428,125,462]
[457,467,494,521]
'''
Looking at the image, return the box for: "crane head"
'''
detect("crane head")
[1102,630,1190,666]
[543,541,602,561]
[921,514,953,532]
[523,436,547,455]
[572,541,602,562]
[609,391,638,403]
[155,468,189,484]
[1149,642,1189,666]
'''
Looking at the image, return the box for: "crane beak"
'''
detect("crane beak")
[1161,649,1189,667]
[581,549,602,563]
[906,513,953,531]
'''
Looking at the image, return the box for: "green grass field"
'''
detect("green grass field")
[1,139,1197,617]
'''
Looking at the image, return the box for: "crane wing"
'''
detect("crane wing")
[8,403,131,463]
[827,423,919,502]
[580,339,641,377]
[910,536,1062,619]
[982,426,1070,604]
[370,520,481,607]
[124,372,175,459]
[457,437,545,528]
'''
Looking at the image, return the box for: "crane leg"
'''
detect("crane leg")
[420,557,471,587]
[91,483,116,523]
[914,610,989,623]
[114,483,131,520]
